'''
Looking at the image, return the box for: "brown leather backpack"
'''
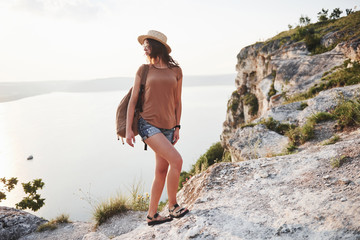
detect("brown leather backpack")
[116,64,149,143]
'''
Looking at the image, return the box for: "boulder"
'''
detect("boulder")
[0,206,46,240]
[228,124,290,161]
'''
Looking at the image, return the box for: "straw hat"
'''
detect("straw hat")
[138,30,172,53]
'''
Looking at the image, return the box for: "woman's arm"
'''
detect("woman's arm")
[126,66,143,147]
[173,68,183,145]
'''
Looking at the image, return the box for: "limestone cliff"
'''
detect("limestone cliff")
[221,11,360,161]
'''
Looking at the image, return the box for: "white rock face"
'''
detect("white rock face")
[228,124,290,161]
[221,33,358,146]
[259,84,360,126]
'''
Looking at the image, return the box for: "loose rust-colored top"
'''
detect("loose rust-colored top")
[137,64,182,129]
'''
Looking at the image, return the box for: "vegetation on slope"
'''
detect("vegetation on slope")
[261,9,360,55]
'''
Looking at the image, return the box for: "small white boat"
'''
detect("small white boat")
[27,155,33,160]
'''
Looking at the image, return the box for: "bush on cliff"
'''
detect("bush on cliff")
[332,98,360,128]
[179,142,230,190]
[243,93,259,116]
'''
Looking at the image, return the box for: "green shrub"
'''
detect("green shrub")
[291,26,308,41]
[286,143,297,153]
[193,142,224,174]
[268,71,277,101]
[286,120,315,145]
[228,90,241,114]
[322,61,360,86]
[332,99,360,128]
[179,142,227,190]
[243,93,259,116]
[259,117,294,135]
[179,171,192,190]
[304,31,321,53]
[309,112,334,123]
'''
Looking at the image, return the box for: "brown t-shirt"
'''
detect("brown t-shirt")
[137,64,182,129]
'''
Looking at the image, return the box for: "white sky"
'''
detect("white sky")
[0,0,359,82]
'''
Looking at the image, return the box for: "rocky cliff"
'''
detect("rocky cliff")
[221,11,360,161]
[2,12,360,240]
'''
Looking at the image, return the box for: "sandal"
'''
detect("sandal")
[169,203,189,218]
[146,212,172,226]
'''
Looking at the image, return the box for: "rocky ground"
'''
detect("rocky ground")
[6,127,358,240]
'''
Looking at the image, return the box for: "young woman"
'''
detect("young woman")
[125,30,189,226]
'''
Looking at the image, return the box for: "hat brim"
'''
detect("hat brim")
[138,35,172,54]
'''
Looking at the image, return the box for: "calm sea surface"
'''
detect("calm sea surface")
[0,84,233,221]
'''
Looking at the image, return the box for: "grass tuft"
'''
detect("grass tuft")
[322,135,340,145]
[37,214,71,232]
[332,98,360,128]
[330,155,347,168]
[93,195,128,226]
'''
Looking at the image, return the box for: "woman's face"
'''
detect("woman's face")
[143,39,151,56]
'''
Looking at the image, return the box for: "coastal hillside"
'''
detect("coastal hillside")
[1,10,360,240]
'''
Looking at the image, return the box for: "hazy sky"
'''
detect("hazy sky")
[0,0,358,82]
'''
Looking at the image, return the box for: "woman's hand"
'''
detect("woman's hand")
[172,128,180,145]
[126,129,136,147]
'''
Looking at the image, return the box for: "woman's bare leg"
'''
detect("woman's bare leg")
[145,133,183,208]
[147,153,169,217]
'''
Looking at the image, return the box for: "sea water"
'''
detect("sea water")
[0,84,234,221]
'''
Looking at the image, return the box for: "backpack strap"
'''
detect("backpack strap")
[136,64,150,112]
[135,64,149,151]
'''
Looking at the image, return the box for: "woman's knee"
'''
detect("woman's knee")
[155,167,168,179]
[171,155,183,171]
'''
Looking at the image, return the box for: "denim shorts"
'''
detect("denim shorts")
[138,117,175,143]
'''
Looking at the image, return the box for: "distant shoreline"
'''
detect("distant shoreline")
[0,74,235,103]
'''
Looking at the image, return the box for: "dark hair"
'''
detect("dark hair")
[146,38,179,68]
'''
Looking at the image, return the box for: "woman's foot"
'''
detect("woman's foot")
[169,203,189,218]
[147,212,173,226]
